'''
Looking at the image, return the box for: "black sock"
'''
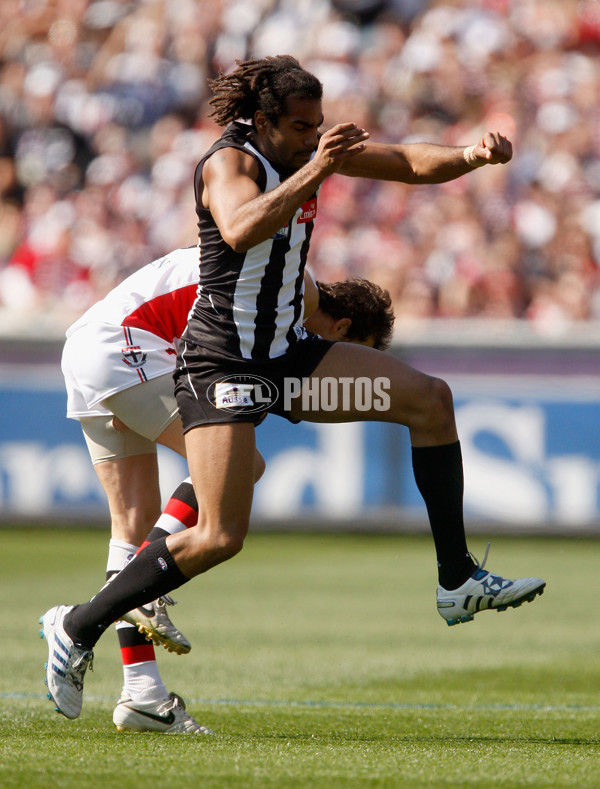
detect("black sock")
[64,538,189,649]
[105,570,154,660]
[411,441,475,589]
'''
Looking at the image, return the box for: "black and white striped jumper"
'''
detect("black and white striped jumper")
[183,122,319,361]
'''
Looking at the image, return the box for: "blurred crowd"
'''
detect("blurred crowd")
[0,0,599,336]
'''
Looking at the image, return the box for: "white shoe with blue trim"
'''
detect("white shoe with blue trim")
[437,545,546,626]
[40,605,94,719]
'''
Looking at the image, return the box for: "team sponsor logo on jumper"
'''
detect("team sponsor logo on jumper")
[207,374,279,413]
[121,345,147,368]
[297,197,317,223]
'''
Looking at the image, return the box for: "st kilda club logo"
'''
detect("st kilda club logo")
[121,345,147,369]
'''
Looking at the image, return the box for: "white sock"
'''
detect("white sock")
[106,538,138,575]
[116,622,169,703]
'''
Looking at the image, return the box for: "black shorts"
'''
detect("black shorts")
[174,335,334,431]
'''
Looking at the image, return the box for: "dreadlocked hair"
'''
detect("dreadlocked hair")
[208,55,323,127]
[317,278,396,351]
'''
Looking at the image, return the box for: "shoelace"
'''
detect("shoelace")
[156,595,177,609]
[470,541,491,571]
[163,693,215,734]
[70,649,94,690]
[168,692,185,710]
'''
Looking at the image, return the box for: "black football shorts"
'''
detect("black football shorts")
[174,335,334,431]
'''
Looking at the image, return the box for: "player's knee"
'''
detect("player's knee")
[430,375,454,413]
[398,374,455,438]
[203,522,248,563]
[216,532,246,563]
[254,450,266,483]
[422,375,455,429]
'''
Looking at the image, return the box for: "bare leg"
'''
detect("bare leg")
[94,454,163,545]
[166,422,256,578]
[289,342,456,444]
[154,417,187,456]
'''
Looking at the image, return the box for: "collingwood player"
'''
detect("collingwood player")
[42,56,545,722]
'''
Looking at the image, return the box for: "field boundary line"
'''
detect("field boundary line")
[5,692,600,713]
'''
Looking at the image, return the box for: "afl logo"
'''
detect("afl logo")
[207,374,278,414]
[121,345,147,369]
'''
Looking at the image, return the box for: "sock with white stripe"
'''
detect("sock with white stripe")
[137,477,198,553]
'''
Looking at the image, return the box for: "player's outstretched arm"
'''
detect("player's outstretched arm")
[338,131,512,184]
[203,124,369,252]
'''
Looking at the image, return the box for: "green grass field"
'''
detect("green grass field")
[1,528,599,788]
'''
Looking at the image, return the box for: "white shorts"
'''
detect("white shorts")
[62,322,178,418]
[62,322,180,461]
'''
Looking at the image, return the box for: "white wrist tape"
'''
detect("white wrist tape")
[463,145,486,168]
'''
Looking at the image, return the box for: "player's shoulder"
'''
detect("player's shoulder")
[204,143,260,181]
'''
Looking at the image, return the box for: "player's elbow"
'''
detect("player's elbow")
[221,227,255,254]
[220,230,247,253]
[229,239,250,253]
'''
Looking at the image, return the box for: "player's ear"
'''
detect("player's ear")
[333,318,352,338]
[254,110,269,133]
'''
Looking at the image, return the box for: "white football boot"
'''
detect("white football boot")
[113,692,213,734]
[119,595,191,655]
[40,605,94,719]
[437,544,546,626]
